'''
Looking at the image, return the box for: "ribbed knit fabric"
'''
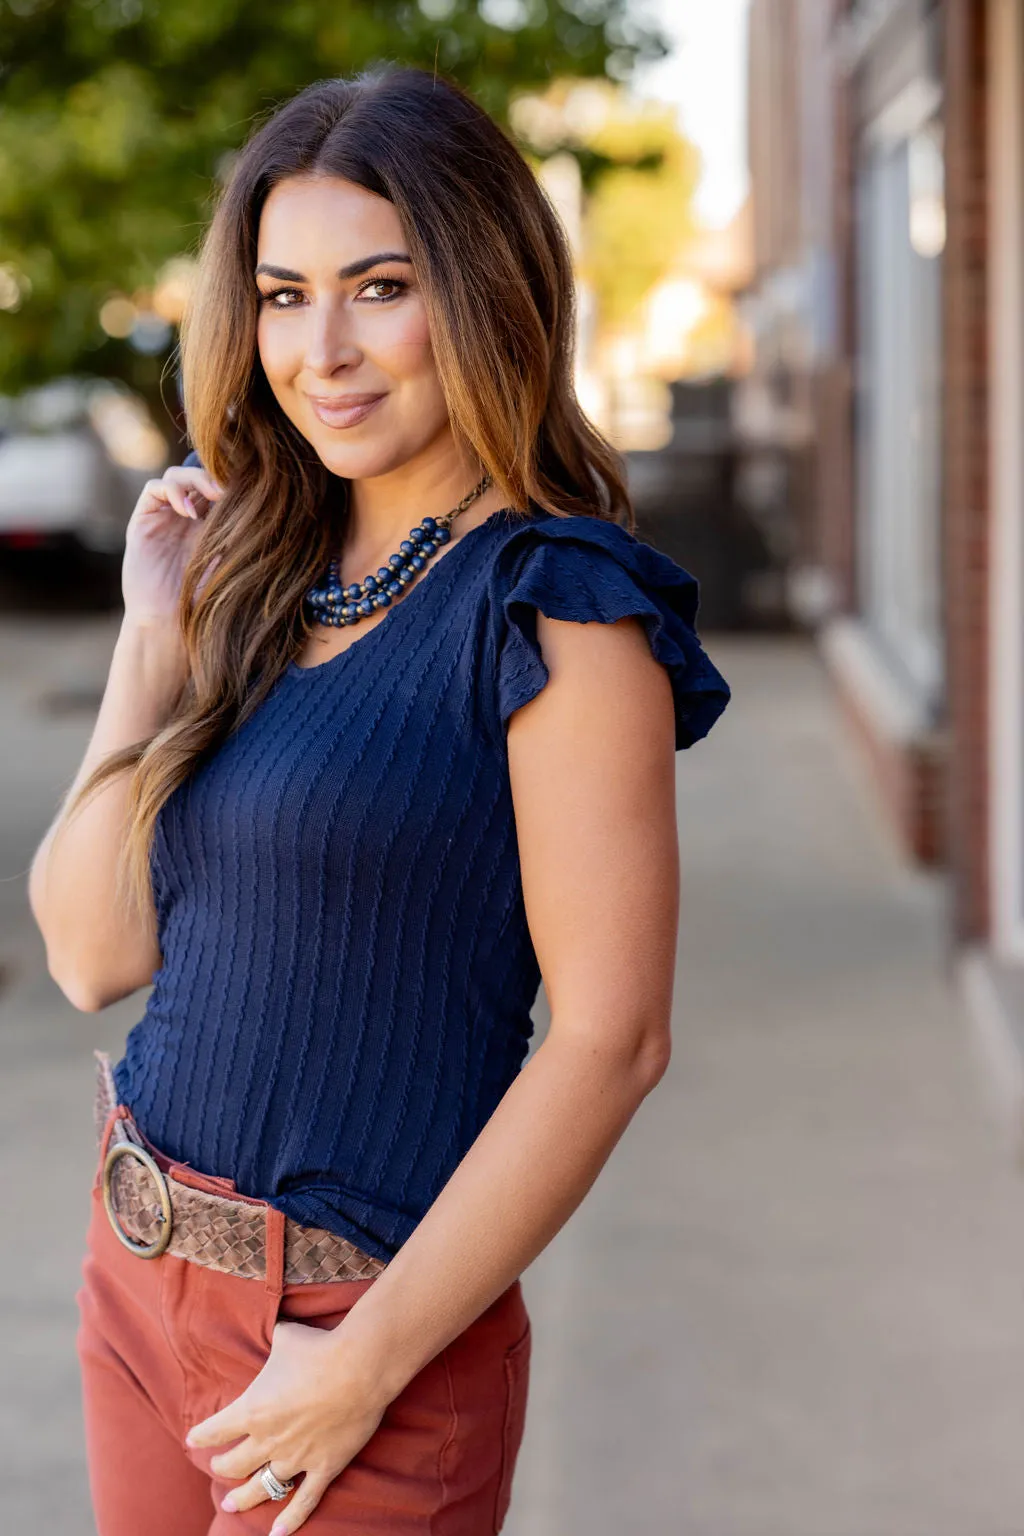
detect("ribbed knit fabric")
[113,505,730,1260]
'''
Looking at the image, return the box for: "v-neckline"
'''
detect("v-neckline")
[286,506,520,679]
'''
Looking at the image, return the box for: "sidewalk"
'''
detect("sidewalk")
[6,628,1024,1533]
[507,636,1024,1536]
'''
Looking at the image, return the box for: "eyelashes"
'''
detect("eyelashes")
[257,276,409,309]
[360,276,410,303]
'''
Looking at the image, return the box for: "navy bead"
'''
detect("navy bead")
[306,483,491,633]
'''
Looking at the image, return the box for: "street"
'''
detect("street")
[6,618,1024,1534]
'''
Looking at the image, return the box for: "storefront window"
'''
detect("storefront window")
[856,118,945,712]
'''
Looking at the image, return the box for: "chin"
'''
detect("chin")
[306,428,429,483]
[311,443,402,480]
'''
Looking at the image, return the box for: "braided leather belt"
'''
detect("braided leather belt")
[93,1051,387,1284]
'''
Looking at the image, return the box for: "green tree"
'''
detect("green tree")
[580,101,700,331]
[0,0,667,418]
[511,79,701,334]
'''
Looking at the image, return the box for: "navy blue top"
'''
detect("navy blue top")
[113,500,730,1260]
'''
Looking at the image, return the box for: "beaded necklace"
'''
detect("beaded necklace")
[304,473,492,628]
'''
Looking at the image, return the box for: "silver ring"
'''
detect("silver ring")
[259,1464,296,1501]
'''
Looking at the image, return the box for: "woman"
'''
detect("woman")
[29,65,729,1536]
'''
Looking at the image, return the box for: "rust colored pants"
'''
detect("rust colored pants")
[75,1109,531,1534]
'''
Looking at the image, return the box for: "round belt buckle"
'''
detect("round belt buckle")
[102,1140,173,1259]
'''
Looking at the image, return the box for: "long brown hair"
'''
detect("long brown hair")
[65,63,633,920]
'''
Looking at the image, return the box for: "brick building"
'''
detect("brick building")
[743,0,1024,1075]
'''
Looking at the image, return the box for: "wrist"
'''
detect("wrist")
[118,613,187,668]
[120,608,184,642]
[113,614,190,715]
[326,1295,420,1409]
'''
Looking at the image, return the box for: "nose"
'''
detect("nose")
[303,298,361,378]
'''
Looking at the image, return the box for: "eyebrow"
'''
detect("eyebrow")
[254,252,413,283]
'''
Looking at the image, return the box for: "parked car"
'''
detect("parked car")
[0,376,168,558]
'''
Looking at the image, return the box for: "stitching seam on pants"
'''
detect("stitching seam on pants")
[432,1348,459,1533]
[155,1253,191,1440]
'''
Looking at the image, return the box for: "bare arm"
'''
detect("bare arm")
[187,609,680,1532]
[28,618,188,1010]
[342,611,679,1380]
[28,462,221,1010]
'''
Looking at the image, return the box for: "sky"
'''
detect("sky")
[630,0,751,230]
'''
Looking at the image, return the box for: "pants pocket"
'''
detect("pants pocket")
[493,1321,531,1533]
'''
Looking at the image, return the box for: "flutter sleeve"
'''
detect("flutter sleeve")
[490,514,730,749]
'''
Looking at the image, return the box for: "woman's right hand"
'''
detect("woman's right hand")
[121,462,223,628]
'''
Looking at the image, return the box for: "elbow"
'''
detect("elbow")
[49,962,111,1013]
[631,1026,672,1096]
[32,889,151,1014]
[594,1016,672,1099]
[27,856,49,935]
[44,947,123,1013]
[65,989,109,1015]
[553,1008,673,1099]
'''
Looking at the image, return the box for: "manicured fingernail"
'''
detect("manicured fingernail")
[270,1524,288,1536]
[221,1495,237,1511]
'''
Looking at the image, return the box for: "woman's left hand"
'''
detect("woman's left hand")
[185,1318,388,1533]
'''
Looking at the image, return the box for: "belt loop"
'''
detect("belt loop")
[97,1104,129,1167]
[264,1204,286,1298]
[93,1106,119,1191]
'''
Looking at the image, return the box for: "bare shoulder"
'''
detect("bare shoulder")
[509,611,675,757]
[504,610,680,1022]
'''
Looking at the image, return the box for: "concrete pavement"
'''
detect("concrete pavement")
[5,623,1024,1534]
[510,637,1024,1536]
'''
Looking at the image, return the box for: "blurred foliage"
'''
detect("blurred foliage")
[581,105,699,329]
[514,79,700,331]
[0,0,668,409]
